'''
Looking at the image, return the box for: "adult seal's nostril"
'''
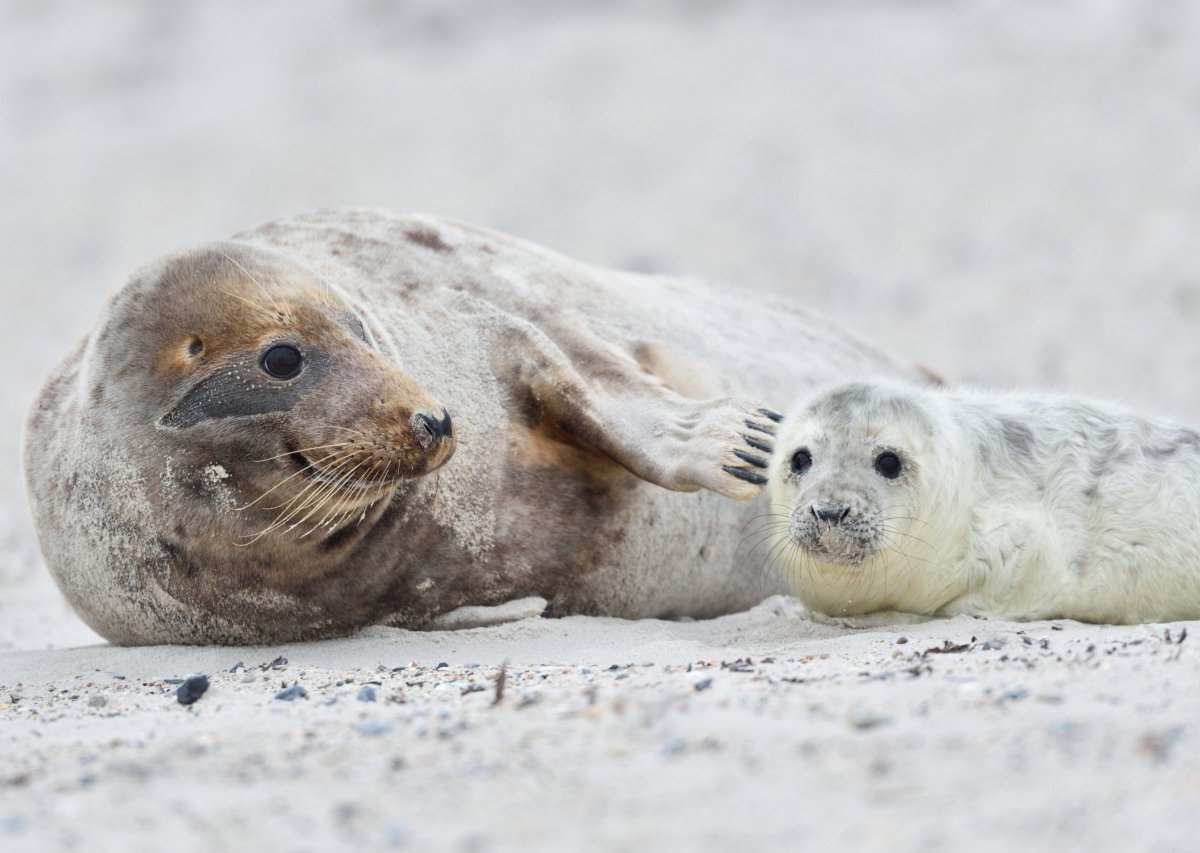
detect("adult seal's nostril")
[413,409,452,449]
[434,407,452,438]
[811,502,851,524]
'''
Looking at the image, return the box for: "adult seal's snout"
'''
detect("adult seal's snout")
[413,408,453,449]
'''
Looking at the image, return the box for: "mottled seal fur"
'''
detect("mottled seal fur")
[767,380,1200,624]
[25,209,924,644]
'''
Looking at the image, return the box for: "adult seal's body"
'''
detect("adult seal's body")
[767,380,1200,624]
[26,209,922,644]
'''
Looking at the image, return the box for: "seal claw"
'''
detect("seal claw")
[742,435,772,453]
[732,450,768,469]
[744,420,775,436]
[723,466,767,486]
[758,408,783,423]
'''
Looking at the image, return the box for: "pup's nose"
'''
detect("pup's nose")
[414,408,453,447]
[811,502,851,524]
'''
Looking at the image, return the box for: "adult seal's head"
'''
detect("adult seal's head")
[24,243,455,643]
[766,381,964,617]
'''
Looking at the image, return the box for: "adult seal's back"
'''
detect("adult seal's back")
[25,209,924,644]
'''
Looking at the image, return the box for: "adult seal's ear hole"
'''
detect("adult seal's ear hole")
[260,344,304,380]
[186,337,204,358]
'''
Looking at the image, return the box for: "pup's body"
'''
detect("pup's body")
[768,381,1200,624]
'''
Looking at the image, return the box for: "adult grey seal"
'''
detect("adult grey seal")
[767,380,1200,624]
[25,209,924,644]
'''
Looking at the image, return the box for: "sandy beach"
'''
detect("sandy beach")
[4,600,1199,851]
[4,2,1200,850]
[3,602,1199,851]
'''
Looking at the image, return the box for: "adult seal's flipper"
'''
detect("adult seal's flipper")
[429,597,549,630]
[493,313,779,500]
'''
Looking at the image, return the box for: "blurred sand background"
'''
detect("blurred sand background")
[2,1,1200,850]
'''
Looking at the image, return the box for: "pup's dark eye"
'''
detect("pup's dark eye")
[874,451,903,479]
[790,448,813,475]
[260,344,304,380]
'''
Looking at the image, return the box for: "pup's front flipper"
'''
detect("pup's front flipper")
[806,609,935,628]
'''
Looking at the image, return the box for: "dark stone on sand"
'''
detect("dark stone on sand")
[275,685,308,701]
[176,674,209,706]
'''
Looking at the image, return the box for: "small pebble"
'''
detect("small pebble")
[1139,727,1183,763]
[1,815,28,834]
[357,720,393,737]
[87,695,108,708]
[693,678,714,692]
[384,821,410,846]
[176,674,209,706]
[275,685,308,701]
[357,685,378,702]
[847,709,893,730]
[896,637,908,645]
[1047,720,1085,739]
[661,738,686,756]
[997,687,1030,704]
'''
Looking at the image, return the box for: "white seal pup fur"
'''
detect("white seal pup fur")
[766,380,1200,624]
[24,209,929,644]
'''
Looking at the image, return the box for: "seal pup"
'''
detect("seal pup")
[766,380,1200,624]
[25,209,926,644]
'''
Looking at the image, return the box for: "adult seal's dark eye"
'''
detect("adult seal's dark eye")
[874,451,903,479]
[790,448,813,475]
[260,344,304,380]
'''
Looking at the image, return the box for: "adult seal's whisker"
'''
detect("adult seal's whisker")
[253,441,354,464]
[235,450,356,512]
